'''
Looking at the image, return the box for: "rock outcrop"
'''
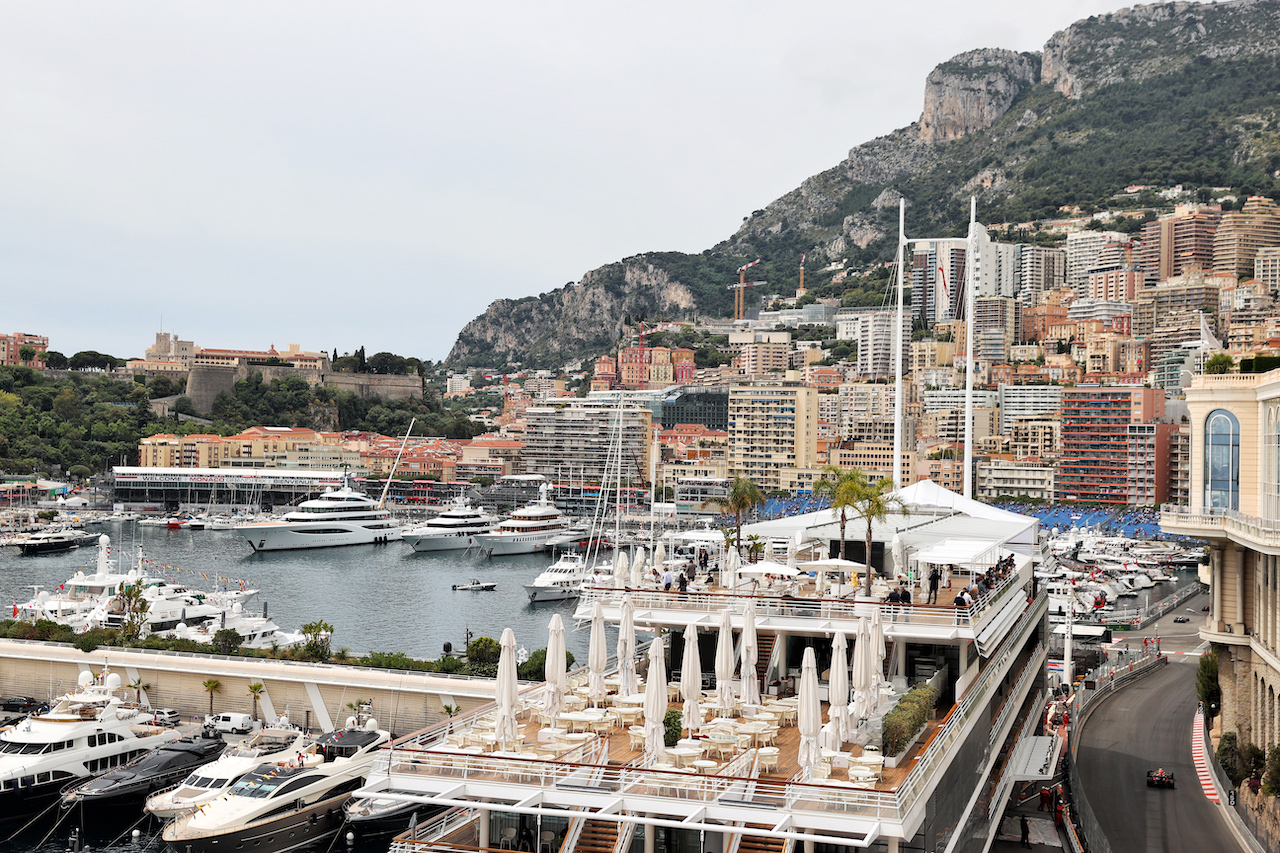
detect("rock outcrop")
[918,49,1040,143]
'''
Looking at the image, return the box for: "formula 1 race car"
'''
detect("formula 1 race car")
[1146,768,1176,788]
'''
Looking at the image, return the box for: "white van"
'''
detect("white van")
[208,712,256,734]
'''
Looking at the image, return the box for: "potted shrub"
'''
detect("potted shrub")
[880,683,939,767]
[663,709,683,747]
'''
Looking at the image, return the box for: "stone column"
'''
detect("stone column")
[1236,544,1247,636]
[1213,545,1224,631]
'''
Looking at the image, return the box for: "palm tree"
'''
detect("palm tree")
[247,682,264,721]
[1205,352,1234,374]
[202,679,221,716]
[813,465,864,563]
[848,473,907,596]
[714,477,764,555]
[129,677,150,706]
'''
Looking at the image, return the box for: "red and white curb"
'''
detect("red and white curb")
[1192,707,1220,802]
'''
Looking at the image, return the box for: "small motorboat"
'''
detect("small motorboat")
[452,579,497,591]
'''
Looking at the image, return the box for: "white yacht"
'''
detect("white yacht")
[236,474,402,551]
[146,725,310,819]
[474,484,571,556]
[0,671,180,820]
[401,498,500,552]
[163,718,390,853]
[524,552,595,602]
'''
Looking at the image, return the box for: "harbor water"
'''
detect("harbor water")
[0,520,594,664]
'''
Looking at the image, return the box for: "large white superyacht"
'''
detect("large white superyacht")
[236,472,403,551]
[401,497,500,552]
[355,482,1055,853]
[473,483,571,556]
[0,670,180,820]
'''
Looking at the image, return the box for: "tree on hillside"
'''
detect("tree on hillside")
[18,345,36,365]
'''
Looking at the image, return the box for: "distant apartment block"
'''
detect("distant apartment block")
[1065,230,1127,296]
[976,457,1056,502]
[998,385,1063,434]
[0,332,49,368]
[727,378,819,491]
[1058,385,1166,505]
[1014,244,1067,307]
[1214,196,1280,278]
[522,395,653,485]
[1140,204,1221,284]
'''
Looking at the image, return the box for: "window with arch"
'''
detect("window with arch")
[1205,409,1240,510]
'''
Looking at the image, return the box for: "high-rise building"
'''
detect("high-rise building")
[911,239,967,326]
[1014,244,1067,306]
[727,378,819,491]
[998,385,1064,434]
[659,388,729,431]
[973,297,1019,365]
[522,395,652,485]
[1065,230,1127,296]
[1058,385,1166,505]
[1140,204,1221,284]
[836,308,909,379]
[1214,196,1280,279]
[1255,246,1280,293]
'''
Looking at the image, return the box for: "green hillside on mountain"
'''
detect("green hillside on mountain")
[447,0,1280,370]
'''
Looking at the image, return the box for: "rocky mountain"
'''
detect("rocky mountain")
[447,0,1280,369]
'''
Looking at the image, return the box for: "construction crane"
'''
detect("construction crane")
[728,259,766,321]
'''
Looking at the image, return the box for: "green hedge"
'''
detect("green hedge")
[881,683,939,757]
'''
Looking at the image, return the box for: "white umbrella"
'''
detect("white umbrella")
[618,595,639,696]
[613,551,629,589]
[714,607,735,712]
[643,637,667,759]
[588,600,608,707]
[785,537,798,570]
[724,548,739,591]
[891,533,907,579]
[544,614,568,719]
[680,622,702,738]
[828,631,851,745]
[797,646,822,774]
[631,547,645,587]
[850,617,872,721]
[741,601,760,708]
[495,627,520,751]
[654,542,667,574]
[869,609,886,714]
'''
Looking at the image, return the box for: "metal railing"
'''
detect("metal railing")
[579,562,1032,634]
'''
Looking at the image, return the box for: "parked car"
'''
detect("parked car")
[151,708,181,727]
[0,696,45,714]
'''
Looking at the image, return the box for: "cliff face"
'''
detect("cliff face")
[918,49,1040,143]
[447,261,700,367]
[447,0,1280,369]
[1042,0,1280,98]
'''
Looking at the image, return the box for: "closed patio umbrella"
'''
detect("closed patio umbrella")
[588,600,608,707]
[631,547,645,587]
[618,595,639,696]
[868,609,886,714]
[828,631,851,745]
[798,646,822,775]
[544,614,567,719]
[643,637,667,759]
[714,607,735,713]
[850,617,873,722]
[614,551,629,589]
[741,601,760,708]
[495,627,520,751]
[680,621,702,738]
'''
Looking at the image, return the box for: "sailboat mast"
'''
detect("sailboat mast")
[378,417,417,508]
[963,197,976,499]
[893,199,906,493]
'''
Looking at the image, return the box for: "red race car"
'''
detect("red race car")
[1147,768,1176,788]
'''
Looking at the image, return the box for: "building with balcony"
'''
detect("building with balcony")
[1140,204,1221,285]
[522,395,653,486]
[727,379,819,491]
[1162,369,1280,768]
[361,482,1051,853]
[998,385,1063,434]
[1214,196,1280,279]
[976,457,1056,502]
[1057,385,1166,505]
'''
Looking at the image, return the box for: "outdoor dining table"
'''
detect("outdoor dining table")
[557,711,603,733]
[704,734,737,759]
[738,722,769,747]
[692,759,719,774]
[667,746,701,768]
[614,693,646,706]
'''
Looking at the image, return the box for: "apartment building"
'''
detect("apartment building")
[998,385,1063,433]
[727,378,819,491]
[1255,246,1280,293]
[0,332,49,368]
[922,407,998,444]
[521,395,653,485]
[1009,416,1061,460]
[1214,196,1280,278]
[826,440,916,486]
[1013,244,1066,307]
[737,342,790,376]
[976,457,1056,502]
[1058,385,1166,504]
[1065,230,1127,295]
[1140,204,1221,284]
[1086,268,1140,301]
[911,239,967,326]
[973,297,1019,365]
[1131,271,1227,336]
[836,308,909,379]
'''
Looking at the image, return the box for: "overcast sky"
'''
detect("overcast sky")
[0,0,1140,364]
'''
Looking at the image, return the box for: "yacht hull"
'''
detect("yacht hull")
[0,780,62,823]
[525,584,580,602]
[403,532,481,552]
[237,523,402,552]
[164,792,349,853]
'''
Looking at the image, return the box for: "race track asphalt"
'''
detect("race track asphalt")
[1075,658,1241,852]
